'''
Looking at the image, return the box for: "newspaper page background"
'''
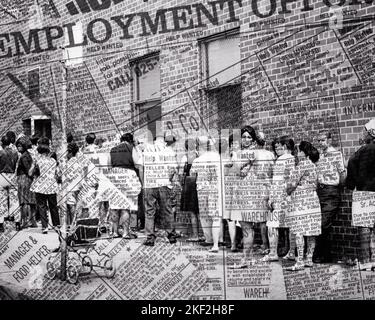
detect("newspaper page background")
[0,0,375,302]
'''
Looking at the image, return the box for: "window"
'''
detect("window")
[131,53,161,138]
[200,29,242,130]
[64,22,84,66]
[23,116,52,139]
[34,118,52,139]
[201,29,241,87]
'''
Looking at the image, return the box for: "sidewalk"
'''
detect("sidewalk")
[1,226,375,300]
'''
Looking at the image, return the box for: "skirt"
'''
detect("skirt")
[17,174,36,205]
[197,189,222,218]
[285,188,322,236]
[180,176,199,213]
[229,177,270,223]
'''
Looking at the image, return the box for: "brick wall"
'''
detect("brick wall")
[0,0,375,261]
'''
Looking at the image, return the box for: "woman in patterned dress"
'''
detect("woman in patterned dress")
[263,136,296,262]
[285,141,322,271]
[231,126,274,268]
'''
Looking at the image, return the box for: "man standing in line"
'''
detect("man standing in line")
[347,119,375,270]
[0,136,19,232]
[314,130,346,263]
[142,130,178,246]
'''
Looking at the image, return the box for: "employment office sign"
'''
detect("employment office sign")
[0,0,373,59]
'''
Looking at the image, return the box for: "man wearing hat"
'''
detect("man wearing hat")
[347,119,375,270]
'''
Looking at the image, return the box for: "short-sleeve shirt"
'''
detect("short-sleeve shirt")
[316,146,345,186]
[143,141,177,189]
[30,155,58,194]
[16,151,33,176]
[0,146,18,174]
[63,156,84,192]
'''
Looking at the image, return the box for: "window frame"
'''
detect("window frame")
[199,27,241,91]
[199,28,242,130]
[129,52,162,136]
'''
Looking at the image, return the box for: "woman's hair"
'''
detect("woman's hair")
[38,137,50,146]
[30,134,40,146]
[120,133,134,144]
[272,136,295,155]
[241,126,257,141]
[1,136,10,147]
[66,132,74,143]
[16,137,32,152]
[85,133,96,144]
[67,142,79,156]
[6,131,16,144]
[37,144,50,155]
[299,141,320,163]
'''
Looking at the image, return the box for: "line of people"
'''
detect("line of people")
[1,118,375,272]
[169,127,346,271]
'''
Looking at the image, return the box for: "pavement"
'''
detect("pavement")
[1,223,375,300]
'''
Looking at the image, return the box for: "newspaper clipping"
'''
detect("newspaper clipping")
[1,0,375,305]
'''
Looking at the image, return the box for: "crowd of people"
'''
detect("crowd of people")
[0,117,375,272]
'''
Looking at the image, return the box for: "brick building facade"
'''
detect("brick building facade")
[0,0,374,261]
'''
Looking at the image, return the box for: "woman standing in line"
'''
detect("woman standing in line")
[16,137,37,229]
[230,126,270,268]
[190,136,223,252]
[285,141,322,271]
[30,144,60,234]
[179,138,201,242]
[264,136,296,262]
[222,133,242,252]
[254,132,275,257]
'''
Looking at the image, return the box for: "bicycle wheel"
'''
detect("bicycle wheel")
[46,261,57,280]
[82,255,93,274]
[103,259,116,278]
[66,265,79,284]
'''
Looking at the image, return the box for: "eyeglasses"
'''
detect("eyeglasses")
[241,135,252,140]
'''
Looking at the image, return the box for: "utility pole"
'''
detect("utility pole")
[51,57,68,281]
[59,60,68,281]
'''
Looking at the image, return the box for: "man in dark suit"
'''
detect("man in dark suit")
[347,119,375,270]
[0,136,19,232]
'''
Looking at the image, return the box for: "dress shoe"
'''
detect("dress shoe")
[313,256,332,264]
[143,236,155,246]
[167,233,177,244]
[199,242,213,247]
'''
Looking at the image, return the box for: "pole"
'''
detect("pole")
[51,59,68,281]
[59,61,68,281]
